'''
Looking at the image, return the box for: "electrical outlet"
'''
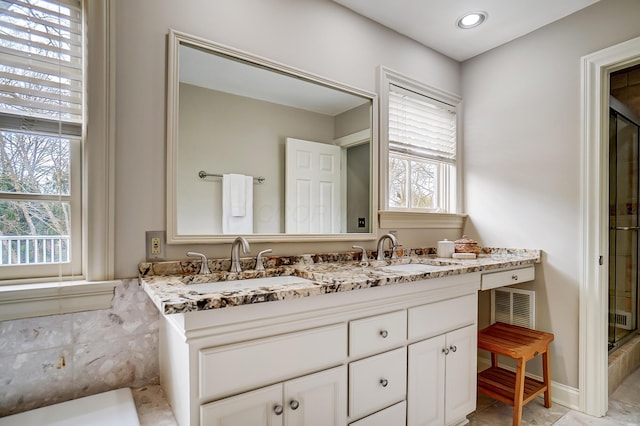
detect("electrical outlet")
[358,217,366,228]
[151,237,161,255]
[146,231,165,261]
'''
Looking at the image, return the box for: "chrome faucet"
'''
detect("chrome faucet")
[230,236,250,273]
[186,251,211,275]
[376,233,399,261]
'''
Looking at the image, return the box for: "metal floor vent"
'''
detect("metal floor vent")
[491,288,536,329]
[610,310,634,330]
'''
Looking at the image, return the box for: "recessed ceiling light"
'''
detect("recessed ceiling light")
[456,11,487,29]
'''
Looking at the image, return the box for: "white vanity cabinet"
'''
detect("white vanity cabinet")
[407,294,478,426]
[159,272,481,426]
[201,365,346,426]
[407,326,477,426]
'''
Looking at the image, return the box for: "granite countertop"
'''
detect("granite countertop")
[139,248,540,315]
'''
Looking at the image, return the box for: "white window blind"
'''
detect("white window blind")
[0,0,83,135]
[388,84,456,164]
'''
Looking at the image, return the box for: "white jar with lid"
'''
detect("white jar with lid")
[437,239,455,258]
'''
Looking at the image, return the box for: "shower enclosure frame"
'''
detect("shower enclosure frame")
[608,95,640,353]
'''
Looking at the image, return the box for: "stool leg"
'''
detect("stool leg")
[491,352,499,368]
[542,349,552,408]
[512,358,525,426]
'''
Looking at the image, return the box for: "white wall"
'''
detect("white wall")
[462,0,640,389]
[114,0,460,278]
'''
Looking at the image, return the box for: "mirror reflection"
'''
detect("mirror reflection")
[168,31,376,241]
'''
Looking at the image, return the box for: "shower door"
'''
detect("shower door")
[609,97,640,351]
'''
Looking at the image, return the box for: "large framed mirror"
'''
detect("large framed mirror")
[166,30,378,244]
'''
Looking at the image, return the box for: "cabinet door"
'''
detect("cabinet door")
[200,384,283,426]
[284,366,347,426]
[444,325,477,425]
[407,334,446,426]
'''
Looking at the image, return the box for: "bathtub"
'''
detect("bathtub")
[0,388,140,426]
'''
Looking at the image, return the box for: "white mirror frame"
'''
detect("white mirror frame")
[166,29,378,244]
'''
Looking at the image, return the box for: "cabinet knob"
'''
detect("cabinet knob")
[442,347,450,355]
[512,274,519,280]
[380,378,389,387]
[450,345,457,353]
[380,330,389,338]
[273,404,283,415]
[289,400,300,410]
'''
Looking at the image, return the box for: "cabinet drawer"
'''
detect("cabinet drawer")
[481,266,535,290]
[349,347,407,419]
[408,294,476,341]
[199,323,347,401]
[349,310,406,358]
[349,401,406,426]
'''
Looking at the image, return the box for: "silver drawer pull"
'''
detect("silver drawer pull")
[450,345,457,352]
[442,347,450,355]
[380,378,389,387]
[290,400,300,410]
[512,274,519,280]
[380,330,389,338]
[274,405,283,415]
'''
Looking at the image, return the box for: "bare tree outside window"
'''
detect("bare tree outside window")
[410,160,436,209]
[389,156,407,208]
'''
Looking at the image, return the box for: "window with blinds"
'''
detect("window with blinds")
[0,0,83,280]
[387,83,458,212]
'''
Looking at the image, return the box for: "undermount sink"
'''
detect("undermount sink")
[380,263,449,273]
[187,275,313,294]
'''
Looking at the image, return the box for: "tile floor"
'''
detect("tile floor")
[133,367,640,425]
[469,366,640,425]
[132,385,177,426]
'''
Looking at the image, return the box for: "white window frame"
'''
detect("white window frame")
[0,0,118,320]
[378,66,466,229]
[0,0,84,280]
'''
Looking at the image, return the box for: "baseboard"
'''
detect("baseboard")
[477,355,580,410]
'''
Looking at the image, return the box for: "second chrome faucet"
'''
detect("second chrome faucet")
[230,236,250,273]
[376,233,400,260]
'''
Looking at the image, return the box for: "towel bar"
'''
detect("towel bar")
[198,171,265,184]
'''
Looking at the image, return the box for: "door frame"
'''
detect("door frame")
[580,35,640,416]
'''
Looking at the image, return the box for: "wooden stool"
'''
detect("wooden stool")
[477,322,554,426]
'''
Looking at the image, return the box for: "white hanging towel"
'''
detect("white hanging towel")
[222,174,253,234]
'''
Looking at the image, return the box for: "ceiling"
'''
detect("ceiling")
[331,0,600,61]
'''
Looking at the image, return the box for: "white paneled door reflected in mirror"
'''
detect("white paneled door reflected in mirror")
[166,30,378,244]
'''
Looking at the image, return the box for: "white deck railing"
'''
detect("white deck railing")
[0,235,70,266]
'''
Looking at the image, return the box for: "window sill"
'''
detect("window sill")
[378,211,468,229]
[0,280,120,321]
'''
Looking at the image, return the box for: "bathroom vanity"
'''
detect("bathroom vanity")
[140,249,538,426]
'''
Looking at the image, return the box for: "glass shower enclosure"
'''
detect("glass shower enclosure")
[609,97,640,352]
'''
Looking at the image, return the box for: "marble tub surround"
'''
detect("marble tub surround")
[0,279,160,418]
[140,248,540,315]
